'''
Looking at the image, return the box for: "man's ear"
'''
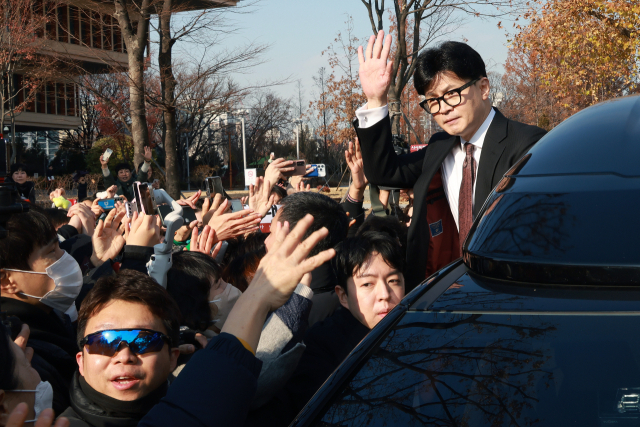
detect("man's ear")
[480,77,491,100]
[335,285,350,310]
[76,351,84,376]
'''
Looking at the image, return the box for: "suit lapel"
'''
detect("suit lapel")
[475,109,508,217]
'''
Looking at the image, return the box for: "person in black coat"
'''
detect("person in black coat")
[7,163,36,204]
[246,231,406,427]
[356,36,547,290]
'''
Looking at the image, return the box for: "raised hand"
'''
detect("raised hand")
[345,136,368,200]
[144,146,153,162]
[207,201,261,242]
[67,203,96,236]
[92,208,126,266]
[105,185,118,199]
[177,190,201,210]
[220,215,336,351]
[126,212,162,247]
[248,177,276,218]
[358,30,394,108]
[265,158,294,185]
[190,225,223,257]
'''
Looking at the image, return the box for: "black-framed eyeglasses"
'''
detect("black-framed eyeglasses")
[80,329,172,357]
[419,78,481,115]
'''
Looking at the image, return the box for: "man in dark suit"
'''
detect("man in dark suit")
[355,32,547,290]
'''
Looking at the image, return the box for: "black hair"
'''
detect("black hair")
[413,41,487,95]
[44,208,71,229]
[114,163,131,174]
[10,163,29,176]
[0,211,58,271]
[278,192,349,257]
[356,215,407,258]
[333,231,405,295]
[80,196,96,203]
[0,323,19,390]
[222,233,268,268]
[270,185,287,200]
[166,251,220,331]
[77,270,181,348]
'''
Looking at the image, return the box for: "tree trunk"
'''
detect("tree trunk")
[113,0,151,170]
[128,53,149,170]
[158,0,180,199]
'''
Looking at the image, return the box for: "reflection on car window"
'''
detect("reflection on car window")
[411,272,640,312]
[314,312,640,426]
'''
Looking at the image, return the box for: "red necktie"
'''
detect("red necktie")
[458,143,476,255]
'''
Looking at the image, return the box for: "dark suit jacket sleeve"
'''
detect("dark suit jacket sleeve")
[340,198,365,237]
[355,116,426,189]
[140,333,262,427]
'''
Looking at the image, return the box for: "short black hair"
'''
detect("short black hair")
[413,41,487,95]
[270,185,287,199]
[44,208,71,229]
[77,270,181,349]
[333,231,405,295]
[166,251,220,330]
[10,163,28,176]
[278,192,349,257]
[114,163,131,174]
[0,324,19,390]
[0,211,58,271]
[356,215,407,251]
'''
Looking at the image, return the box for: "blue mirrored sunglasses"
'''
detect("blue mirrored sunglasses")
[80,329,171,357]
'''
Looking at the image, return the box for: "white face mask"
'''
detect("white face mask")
[209,281,241,331]
[6,251,83,313]
[11,381,54,422]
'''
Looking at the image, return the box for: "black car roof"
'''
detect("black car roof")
[464,95,640,286]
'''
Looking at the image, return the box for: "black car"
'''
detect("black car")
[291,94,640,427]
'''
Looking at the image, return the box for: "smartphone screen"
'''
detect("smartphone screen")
[206,177,224,198]
[97,199,115,210]
[182,206,198,224]
[135,183,155,215]
[157,204,173,225]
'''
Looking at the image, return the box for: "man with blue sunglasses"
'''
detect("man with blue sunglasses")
[59,270,181,427]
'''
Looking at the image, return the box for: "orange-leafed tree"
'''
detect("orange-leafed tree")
[500,45,567,130]
[511,0,639,116]
[310,16,366,152]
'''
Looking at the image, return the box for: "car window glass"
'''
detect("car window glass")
[412,272,640,312]
[313,311,640,426]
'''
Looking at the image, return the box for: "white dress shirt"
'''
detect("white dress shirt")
[355,104,496,231]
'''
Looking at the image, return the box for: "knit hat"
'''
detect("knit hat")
[115,163,131,174]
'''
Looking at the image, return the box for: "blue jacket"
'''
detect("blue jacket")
[140,333,262,427]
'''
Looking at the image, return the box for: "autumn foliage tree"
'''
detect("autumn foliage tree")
[0,0,51,162]
[510,0,639,116]
[310,17,366,153]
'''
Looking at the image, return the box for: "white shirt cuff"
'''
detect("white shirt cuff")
[355,103,389,129]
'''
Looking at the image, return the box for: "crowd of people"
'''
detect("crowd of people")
[0,36,547,427]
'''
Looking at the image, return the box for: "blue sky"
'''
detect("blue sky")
[174,0,514,102]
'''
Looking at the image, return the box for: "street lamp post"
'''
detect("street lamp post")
[241,116,247,190]
[294,119,302,158]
